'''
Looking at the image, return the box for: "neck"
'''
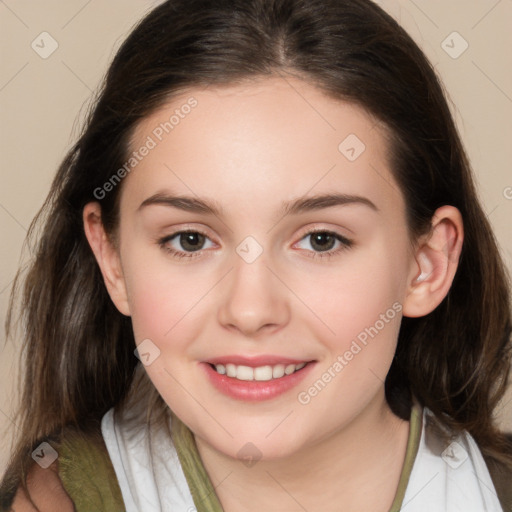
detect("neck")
[194,392,411,512]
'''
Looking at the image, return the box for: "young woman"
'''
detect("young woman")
[1,0,511,511]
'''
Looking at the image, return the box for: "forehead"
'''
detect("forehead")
[123,76,402,218]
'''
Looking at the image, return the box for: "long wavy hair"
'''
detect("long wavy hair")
[2,0,511,505]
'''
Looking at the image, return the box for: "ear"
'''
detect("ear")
[402,205,464,318]
[83,202,131,316]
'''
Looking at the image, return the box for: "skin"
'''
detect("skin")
[11,459,74,512]
[84,75,463,511]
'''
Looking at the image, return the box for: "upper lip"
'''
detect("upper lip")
[205,355,313,367]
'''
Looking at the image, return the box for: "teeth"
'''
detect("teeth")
[226,364,237,377]
[236,365,254,381]
[284,364,296,375]
[213,362,308,381]
[254,365,273,381]
[272,364,285,378]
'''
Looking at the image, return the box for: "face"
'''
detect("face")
[106,76,419,460]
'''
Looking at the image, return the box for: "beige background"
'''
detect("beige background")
[1,0,511,473]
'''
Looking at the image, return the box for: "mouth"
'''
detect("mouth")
[208,361,307,381]
[202,356,316,401]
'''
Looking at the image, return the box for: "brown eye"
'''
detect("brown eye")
[309,232,337,252]
[158,230,214,260]
[295,230,353,260]
[176,231,206,252]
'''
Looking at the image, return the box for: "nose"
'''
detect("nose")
[217,249,290,338]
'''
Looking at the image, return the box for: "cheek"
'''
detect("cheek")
[300,247,406,339]
[122,255,208,403]
[292,257,405,423]
[290,237,408,389]
[121,246,201,346]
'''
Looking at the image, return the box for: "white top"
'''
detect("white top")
[101,406,503,511]
[401,409,503,511]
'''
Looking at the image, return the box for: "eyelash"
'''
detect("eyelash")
[157,229,353,261]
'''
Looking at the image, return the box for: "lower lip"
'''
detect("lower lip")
[201,362,316,401]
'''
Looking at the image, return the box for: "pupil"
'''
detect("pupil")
[311,233,334,251]
[181,232,204,251]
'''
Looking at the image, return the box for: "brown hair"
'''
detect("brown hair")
[2,0,511,506]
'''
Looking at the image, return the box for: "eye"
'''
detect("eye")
[294,229,353,260]
[158,230,215,259]
[158,228,353,261]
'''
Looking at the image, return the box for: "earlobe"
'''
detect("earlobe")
[82,202,131,316]
[402,206,464,318]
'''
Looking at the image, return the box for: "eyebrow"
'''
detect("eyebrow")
[138,191,379,217]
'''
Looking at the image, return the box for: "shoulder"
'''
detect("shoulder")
[10,425,125,512]
[55,425,126,511]
[10,457,74,512]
